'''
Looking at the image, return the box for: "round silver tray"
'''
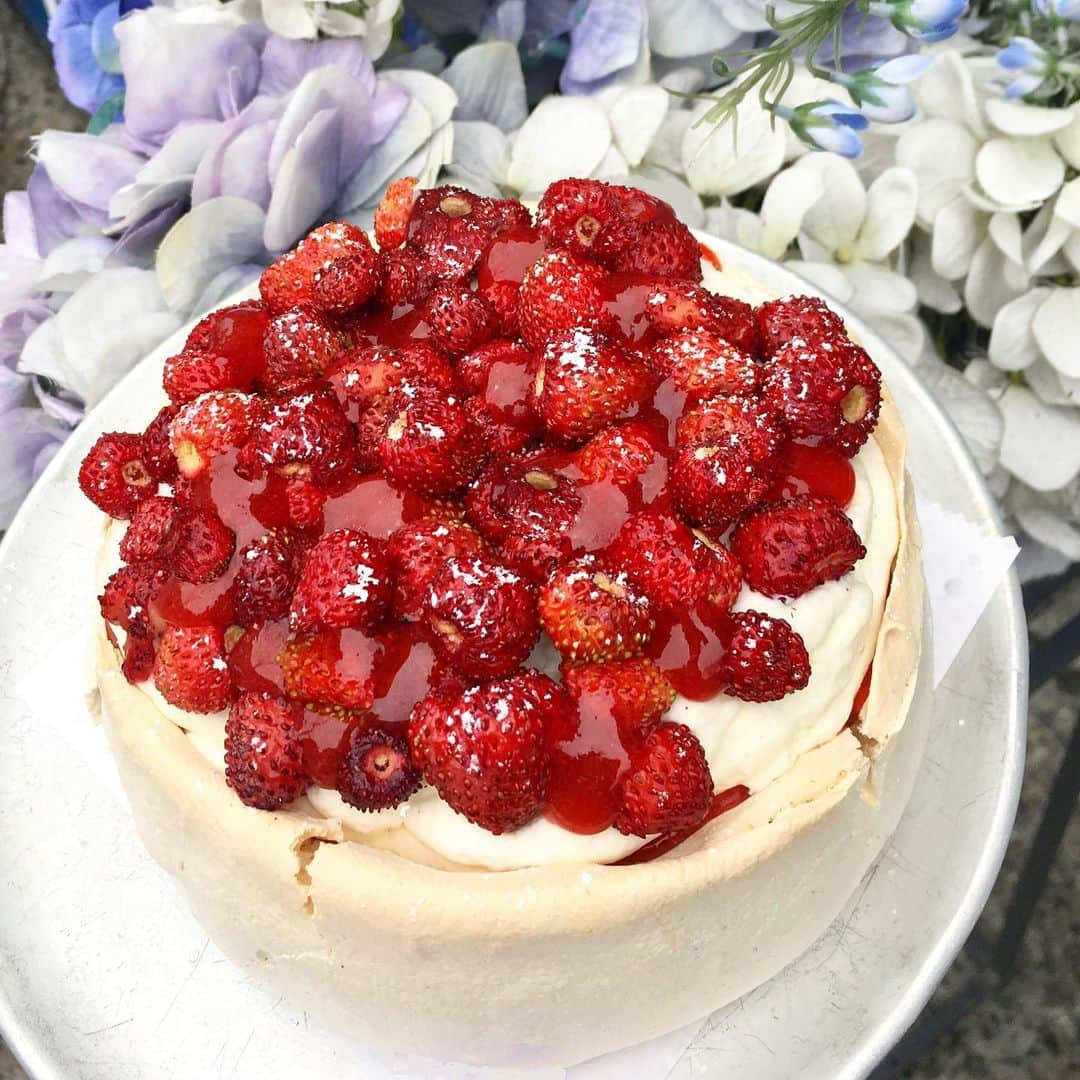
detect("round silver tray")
[0,242,1026,1079]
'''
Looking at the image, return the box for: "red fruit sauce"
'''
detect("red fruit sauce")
[646,603,734,701]
[697,243,723,272]
[768,440,856,507]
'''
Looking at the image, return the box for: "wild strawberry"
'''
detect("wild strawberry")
[78,432,157,519]
[593,184,680,265]
[561,657,676,733]
[141,405,180,482]
[539,557,653,663]
[761,337,881,457]
[458,339,541,440]
[645,283,760,355]
[517,250,608,350]
[536,178,621,260]
[153,624,234,713]
[354,393,399,473]
[670,443,774,529]
[387,514,488,621]
[263,305,347,388]
[289,529,392,633]
[236,384,355,485]
[225,692,309,809]
[170,391,259,478]
[457,339,532,395]
[425,555,539,679]
[377,386,485,495]
[260,221,371,313]
[278,628,377,712]
[731,494,866,599]
[119,496,181,564]
[470,197,533,237]
[185,299,270,362]
[408,671,554,833]
[378,247,436,306]
[337,726,421,811]
[465,453,582,583]
[675,394,785,460]
[100,562,169,631]
[464,397,535,461]
[618,220,702,281]
[331,342,455,409]
[232,533,298,626]
[163,350,239,405]
[614,722,713,837]
[374,176,418,250]
[606,509,742,612]
[577,420,666,487]
[406,187,497,280]
[121,630,156,684]
[311,245,383,313]
[647,329,759,402]
[532,326,653,442]
[167,507,236,583]
[424,283,497,357]
[283,478,326,530]
[755,294,847,356]
[719,610,811,702]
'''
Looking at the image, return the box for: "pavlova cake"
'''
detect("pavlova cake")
[79,177,923,1066]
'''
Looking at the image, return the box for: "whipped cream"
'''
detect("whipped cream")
[97,257,899,871]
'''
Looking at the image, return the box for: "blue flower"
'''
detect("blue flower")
[996,36,1058,98]
[831,54,935,123]
[48,0,149,115]
[771,99,870,158]
[867,0,967,44]
[1032,0,1080,20]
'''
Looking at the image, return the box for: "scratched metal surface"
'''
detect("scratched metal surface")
[0,242,1026,1079]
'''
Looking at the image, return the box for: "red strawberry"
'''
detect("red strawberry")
[755,294,847,356]
[647,329,759,402]
[289,529,392,633]
[561,657,676,732]
[387,514,488,620]
[263,305,347,388]
[539,556,653,663]
[425,555,539,679]
[408,671,554,833]
[424,283,497,357]
[470,197,533,237]
[141,405,180,482]
[331,342,455,409]
[577,420,666,487]
[311,245,383,313]
[278,628,377,712]
[377,386,485,495]
[121,630,156,684]
[236,384,355,485]
[260,221,371,314]
[406,187,498,280]
[457,338,533,395]
[119,496,182,563]
[517,250,608,350]
[165,301,269,403]
[458,339,541,442]
[614,722,713,837]
[618,220,702,282]
[232,533,298,626]
[475,225,545,335]
[78,432,157,519]
[170,390,259,478]
[606,509,742,612]
[167,507,236,583]
[283,478,326,529]
[153,624,234,713]
[224,692,309,809]
[670,443,774,529]
[337,726,421,811]
[465,452,582,583]
[645,283,760,355]
[163,350,240,406]
[464,397,535,461]
[373,176,418,250]
[354,393,399,473]
[100,562,169,630]
[378,247,436,306]
[675,394,784,459]
[730,495,866,598]
[536,178,622,260]
[761,337,881,457]
[718,610,811,702]
[532,327,653,442]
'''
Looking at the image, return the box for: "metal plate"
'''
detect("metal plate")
[0,241,1027,1079]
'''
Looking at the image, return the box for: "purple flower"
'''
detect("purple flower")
[0,405,70,528]
[48,0,149,114]
[561,0,647,95]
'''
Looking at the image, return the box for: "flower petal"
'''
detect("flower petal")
[681,96,786,198]
[0,406,69,528]
[1051,106,1080,170]
[909,232,962,313]
[448,121,510,189]
[1032,287,1080,379]
[855,166,918,262]
[985,98,1075,137]
[646,0,744,57]
[507,96,611,195]
[844,261,918,315]
[998,384,1080,490]
[930,196,985,280]
[759,157,826,261]
[155,197,266,315]
[780,259,855,305]
[987,288,1051,371]
[920,360,1004,475]
[1013,506,1080,562]
[895,118,977,227]
[913,51,986,138]
[609,86,669,168]
[963,237,1027,329]
[34,129,143,217]
[975,137,1066,207]
[443,42,527,133]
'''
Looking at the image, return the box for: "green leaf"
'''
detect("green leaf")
[711,56,730,76]
[87,92,125,136]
